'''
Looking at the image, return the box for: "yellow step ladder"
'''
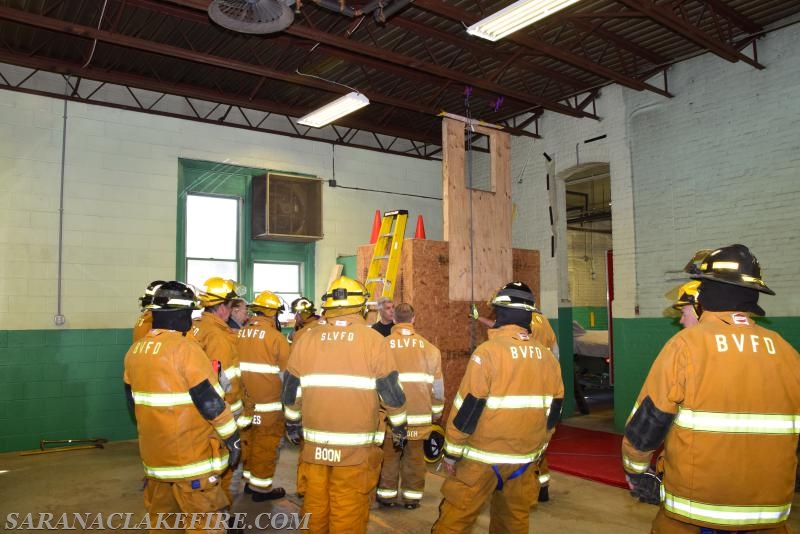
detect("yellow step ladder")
[365,210,408,303]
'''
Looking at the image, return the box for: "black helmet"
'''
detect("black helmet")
[291,297,316,316]
[148,281,200,310]
[684,244,774,295]
[490,282,536,311]
[139,280,166,307]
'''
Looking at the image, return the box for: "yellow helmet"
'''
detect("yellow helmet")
[198,277,241,308]
[672,280,700,310]
[664,280,701,317]
[249,290,285,314]
[321,276,369,310]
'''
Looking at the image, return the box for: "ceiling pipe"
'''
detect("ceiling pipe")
[310,0,389,17]
[374,0,413,23]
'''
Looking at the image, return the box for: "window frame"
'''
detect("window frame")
[177,159,315,306]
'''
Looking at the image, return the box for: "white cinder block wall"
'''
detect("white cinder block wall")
[512,23,800,319]
[0,92,442,330]
[2,21,799,331]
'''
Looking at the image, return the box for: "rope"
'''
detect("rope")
[465,87,477,353]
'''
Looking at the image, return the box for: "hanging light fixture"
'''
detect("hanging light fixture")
[297,91,370,128]
[466,0,581,42]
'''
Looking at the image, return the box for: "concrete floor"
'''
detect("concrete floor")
[2,412,798,533]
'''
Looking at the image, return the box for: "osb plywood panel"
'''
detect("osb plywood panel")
[442,117,512,302]
[356,239,540,414]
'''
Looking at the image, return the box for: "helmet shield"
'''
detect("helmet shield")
[139,280,167,307]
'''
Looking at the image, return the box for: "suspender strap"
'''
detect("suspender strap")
[492,463,531,491]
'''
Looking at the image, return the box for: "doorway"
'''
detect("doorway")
[563,163,613,417]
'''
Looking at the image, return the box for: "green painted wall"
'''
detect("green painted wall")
[0,329,136,453]
[338,255,358,279]
[612,316,800,432]
[2,316,796,452]
[572,306,608,330]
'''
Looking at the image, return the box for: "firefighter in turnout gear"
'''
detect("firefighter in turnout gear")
[623,245,800,533]
[287,296,322,499]
[191,277,245,502]
[237,290,290,502]
[133,280,165,342]
[123,282,241,533]
[376,303,444,509]
[281,276,407,534]
[288,296,321,344]
[432,282,564,534]
[472,293,560,503]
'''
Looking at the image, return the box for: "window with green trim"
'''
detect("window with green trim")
[253,261,302,324]
[185,194,239,287]
[177,159,315,314]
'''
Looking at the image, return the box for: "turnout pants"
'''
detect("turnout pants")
[433,458,539,534]
[301,447,383,534]
[242,411,283,491]
[652,508,790,534]
[143,477,229,534]
[296,439,307,496]
[377,431,426,504]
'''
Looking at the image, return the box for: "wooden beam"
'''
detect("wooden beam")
[442,117,512,301]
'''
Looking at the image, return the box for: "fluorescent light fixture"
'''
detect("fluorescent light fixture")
[297,91,370,128]
[466,0,581,42]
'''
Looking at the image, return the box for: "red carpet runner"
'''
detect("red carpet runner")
[545,424,629,489]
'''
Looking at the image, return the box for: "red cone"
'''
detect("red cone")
[414,214,426,239]
[370,210,382,244]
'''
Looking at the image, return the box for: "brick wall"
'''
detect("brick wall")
[510,24,799,320]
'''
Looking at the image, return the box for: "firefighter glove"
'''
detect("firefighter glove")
[285,420,303,445]
[391,423,408,450]
[626,469,662,505]
[442,453,459,476]
[469,304,479,320]
[225,430,242,468]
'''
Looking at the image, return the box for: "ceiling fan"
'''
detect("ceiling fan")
[208,0,295,34]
